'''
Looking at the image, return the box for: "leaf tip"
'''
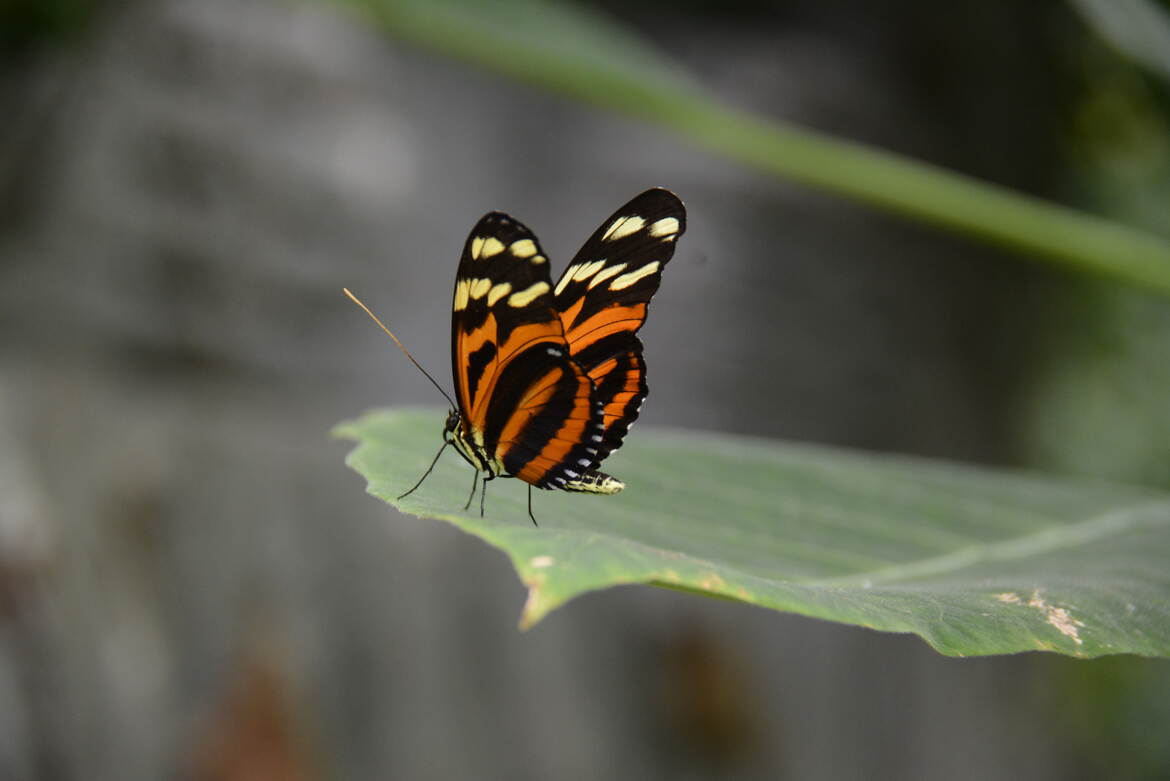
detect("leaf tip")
[519,585,555,631]
[330,420,358,441]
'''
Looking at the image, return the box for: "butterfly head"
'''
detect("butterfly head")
[443,408,497,476]
[443,408,461,441]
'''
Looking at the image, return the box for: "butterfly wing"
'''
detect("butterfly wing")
[552,188,685,462]
[451,213,604,489]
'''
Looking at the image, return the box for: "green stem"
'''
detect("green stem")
[333,0,1170,294]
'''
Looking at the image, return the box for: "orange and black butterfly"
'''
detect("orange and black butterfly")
[350,188,685,523]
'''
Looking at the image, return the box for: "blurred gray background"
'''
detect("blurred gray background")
[2,0,1168,779]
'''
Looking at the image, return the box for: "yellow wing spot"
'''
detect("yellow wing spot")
[588,262,626,289]
[609,261,659,290]
[508,281,550,307]
[649,217,679,237]
[530,255,547,264]
[556,260,609,296]
[510,238,537,258]
[480,237,505,258]
[453,279,471,310]
[469,278,492,300]
[602,215,645,241]
[470,236,485,260]
[553,268,578,297]
[572,259,607,282]
[486,282,512,306]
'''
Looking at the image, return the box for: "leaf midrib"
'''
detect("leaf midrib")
[806,500,1170,587]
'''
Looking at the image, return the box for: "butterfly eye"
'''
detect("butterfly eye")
[443,410,460,437]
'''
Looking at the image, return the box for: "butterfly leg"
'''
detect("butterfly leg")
[527,485,538,527]
[479,474,494,516]
[399,440,450,500]
[463,470,478,511]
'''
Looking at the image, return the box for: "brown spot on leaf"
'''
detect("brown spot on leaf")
[698,573,727,591]
[997,590,1085,646]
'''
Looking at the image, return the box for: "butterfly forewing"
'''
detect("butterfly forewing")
[552,188,686,461]
[451,213,604,489]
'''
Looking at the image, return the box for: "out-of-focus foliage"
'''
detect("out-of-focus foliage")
[1025,26,1170,486]
[1070,0,1170,84]
[1055,656,1170,778]
[311,0,1170,294]
[0,0,102,51]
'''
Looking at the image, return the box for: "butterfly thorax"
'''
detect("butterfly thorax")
[445,410,502,477]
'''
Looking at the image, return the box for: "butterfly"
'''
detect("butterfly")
[351,188,685,524]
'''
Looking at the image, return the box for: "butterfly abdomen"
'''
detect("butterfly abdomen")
[562,470,625,495]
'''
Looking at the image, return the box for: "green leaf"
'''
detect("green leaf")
[310,0,1170,295]
[336,408,1170,658]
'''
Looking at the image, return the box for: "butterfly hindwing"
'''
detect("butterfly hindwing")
[451,213,604,489]
[552,188,686,461]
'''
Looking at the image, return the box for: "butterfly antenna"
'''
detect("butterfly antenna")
[343,288,457,409]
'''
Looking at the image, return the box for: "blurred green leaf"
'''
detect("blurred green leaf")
[1070,0,1170,84]
[337,409,1170,658]
[0,0,101,49]
[312,0,1170,294]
